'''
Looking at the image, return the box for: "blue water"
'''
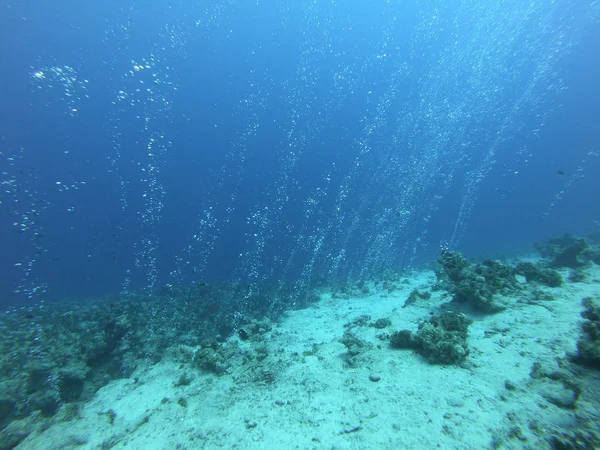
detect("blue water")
[1,0,599,308]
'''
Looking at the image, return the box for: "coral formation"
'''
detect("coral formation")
[514,262,563,287]
[436,251,519,311]
[403,289,431,308]
[534,233,600,269]
[369,317,392,329]
[390,311,472,364]
[575,297,600,369]
[0,282,303,445]
[389,329,414,349]
[340,330,373,367]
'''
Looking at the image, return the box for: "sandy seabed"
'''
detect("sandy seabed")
[18,256,600,450]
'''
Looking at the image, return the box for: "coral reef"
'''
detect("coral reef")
[0,282,307,445]
[340,329,373,367]
[575,297,600,369]
[389,329,414,349]
[402,289,431,308]
[534,233,600,269]
[390,311,472,364]
[436,251,519,311]
[369,317,392,329]
[515,262,563,287]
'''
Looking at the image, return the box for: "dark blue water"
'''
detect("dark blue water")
[1,0,599,308]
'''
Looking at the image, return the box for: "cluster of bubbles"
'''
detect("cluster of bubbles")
[105,1,237,294]
[1,144,90,300]
[0,63,92,301]
[307,0,599,280]
[173,91,267,286]
[1,147,49,299]
[214,0,586,303]
[109,55,176,291]
[30,65,89,116]
[10,0,600,311]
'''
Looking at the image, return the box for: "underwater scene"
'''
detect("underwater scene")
[1,0,600,449]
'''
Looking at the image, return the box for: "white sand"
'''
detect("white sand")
[17,262,600,449]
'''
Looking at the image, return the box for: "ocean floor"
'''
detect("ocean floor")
[10,253,600,449]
